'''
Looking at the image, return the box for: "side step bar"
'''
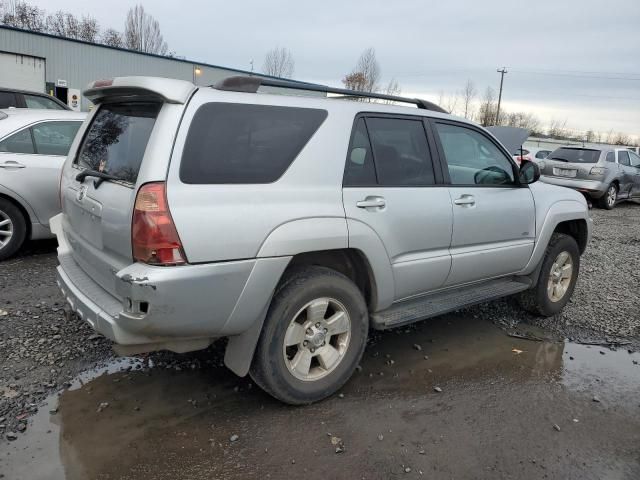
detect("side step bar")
[371,277,531,330]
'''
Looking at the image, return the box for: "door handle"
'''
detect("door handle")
[454,195,476,206]
[356,196,386,209]
[0,161,26,169]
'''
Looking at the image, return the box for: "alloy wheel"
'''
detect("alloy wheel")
[282,297,351,381]
[607,186,617,208]
[547,251,574,302]
[0,209,13,250]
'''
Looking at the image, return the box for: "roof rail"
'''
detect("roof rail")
[212,76,448,113]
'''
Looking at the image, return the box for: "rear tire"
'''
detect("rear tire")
[598,183,617,210]
[519,233,580,317]
[250,266,368,405]
[0,198,27,261]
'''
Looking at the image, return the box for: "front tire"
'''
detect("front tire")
[519,233,580,317]
[0,198,27,261]
[250,266,368,405]
[598,183,617,210]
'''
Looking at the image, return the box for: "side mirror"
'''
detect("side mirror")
[519,160,540,184]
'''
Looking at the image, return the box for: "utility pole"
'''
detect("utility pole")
[495,67,507,125]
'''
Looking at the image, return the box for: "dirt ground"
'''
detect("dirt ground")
[1,204,640,479]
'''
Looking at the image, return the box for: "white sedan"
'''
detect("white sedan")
[0,108,86,260]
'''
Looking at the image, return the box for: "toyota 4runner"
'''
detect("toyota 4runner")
[51,76,592,404]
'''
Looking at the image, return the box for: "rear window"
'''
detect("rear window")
[180,103,327,184]
[76,102,160,184]
[547,147,600,164]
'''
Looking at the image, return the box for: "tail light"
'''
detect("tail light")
[132,182,186,266]
[589,166,606,175]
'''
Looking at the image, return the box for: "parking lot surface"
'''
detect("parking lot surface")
[1,204,640,479]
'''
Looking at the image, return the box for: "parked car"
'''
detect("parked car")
[0,88,70,110]
[51,76,591,404]
[530,148,552,160]
[512,147,531,165]
[538,146,640,209]
[0,108,85,260]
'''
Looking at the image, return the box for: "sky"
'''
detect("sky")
[27,0,640,139]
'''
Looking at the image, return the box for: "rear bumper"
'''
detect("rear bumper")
[51,213,291,349]
[540,176,607,198]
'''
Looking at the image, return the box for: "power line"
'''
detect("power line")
[508,70,640,81]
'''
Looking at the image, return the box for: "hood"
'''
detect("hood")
[485,126,530,155]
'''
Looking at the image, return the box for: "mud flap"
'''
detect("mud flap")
[224,304,270,377]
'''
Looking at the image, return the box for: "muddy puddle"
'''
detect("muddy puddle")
[2,316,639,479]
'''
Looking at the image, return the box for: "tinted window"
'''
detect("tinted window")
[344,118,376,186]
[548,148,600,164]
[366,117,435,186]
[32,121,81,155]
[0,91,18,109]
[76,103,159,184]
[0,128,35,154]
[24,94,65,110]
[618,151,630,166]
[180,103,327,184]
[606,151,615,163]
[434,123,515,185]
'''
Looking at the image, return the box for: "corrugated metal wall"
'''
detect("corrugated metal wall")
[0,26,312,110]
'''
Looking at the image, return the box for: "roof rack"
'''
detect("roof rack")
[212,76,448,113]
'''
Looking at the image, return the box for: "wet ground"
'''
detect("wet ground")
[2,315,639,480]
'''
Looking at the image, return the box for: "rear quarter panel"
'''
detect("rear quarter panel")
[166,90,352,264]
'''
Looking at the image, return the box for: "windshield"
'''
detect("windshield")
[76,102,160,184]
[548,147,600,164]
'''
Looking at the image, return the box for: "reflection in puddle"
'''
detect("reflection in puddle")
[2,316,638,480]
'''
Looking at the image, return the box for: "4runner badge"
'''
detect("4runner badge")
[76,185,88,202]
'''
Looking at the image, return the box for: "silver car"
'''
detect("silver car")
[539,146,640,209]
[51,76,591,404]
[0,108,85,259]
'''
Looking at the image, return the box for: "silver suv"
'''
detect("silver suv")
[539,146,640,209]
[51,76,592,404]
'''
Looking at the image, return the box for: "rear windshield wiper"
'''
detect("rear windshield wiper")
[75,169,121,188]
[548,157,567,162]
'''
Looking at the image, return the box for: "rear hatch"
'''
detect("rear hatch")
[540,147,602,180]
[58,77,194,299]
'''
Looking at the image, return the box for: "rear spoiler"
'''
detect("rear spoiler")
[84,76,196,104]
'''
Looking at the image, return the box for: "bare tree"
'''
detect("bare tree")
[45,10,99,42]
[477,87,497,127]
[124,5,168,55]
[101,28,123,47]
[461,79,476,120]
[612,132,631,145]
[262,47,295,78]
[1,0,45,31]
[343,47,380,94]
[78,15,99,42]
[548,119,568,139]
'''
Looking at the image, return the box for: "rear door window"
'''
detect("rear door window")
[618,151,631,166]
[0,128,35,154]
[180,103,327,184]
[344,118,377,186]
[76,103,160,184]
[24,94,66,110]
[32,121,81,155]
[0,91,19,109]
[365,117,435,186]
[606,151,615,163]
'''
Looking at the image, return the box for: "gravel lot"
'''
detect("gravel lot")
[1,202,639,445]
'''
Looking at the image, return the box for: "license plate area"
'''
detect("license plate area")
[553,167,577,178]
